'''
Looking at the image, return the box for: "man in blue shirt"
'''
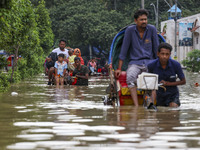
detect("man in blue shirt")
[148,43,186,107]
[115,9,159,106]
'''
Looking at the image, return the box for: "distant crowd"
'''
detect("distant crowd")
[44,39,109,87]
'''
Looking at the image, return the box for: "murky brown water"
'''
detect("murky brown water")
[0,70,200,150]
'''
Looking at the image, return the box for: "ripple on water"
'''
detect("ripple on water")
[14,122,81,127]
[58,147,134,150]
[17,134,53,140]
[48,109,69,115]
[26,128,53,133]
[155,131,198,136]
[36,141,80,147]
[53,129,85,136]
[72,119,94,122]
[150,135,185,141]
[74,136,107,141]
[53,124,90,130]
[89,126,125,132]
[57,115,82,121]
[173,126,200,130]
[99,133,140,139]
[14,106,27,109]
[18,109,34,113]
[138,140,187,149]
[7,142,37,150]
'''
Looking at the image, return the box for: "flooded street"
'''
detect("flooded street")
[0,70,200,150]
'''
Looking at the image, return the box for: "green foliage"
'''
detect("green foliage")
[8,70,21,83]
[0,0,54,90]
[35,0,54,54]
[50,0,130,56]
[182,49,200,72]
[0,72,10,92]
[0,56,7,70]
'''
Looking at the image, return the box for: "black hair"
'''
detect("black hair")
[59,39,67,44]
[134,9,149,20]
[74,57,80,62]
[58,53,65,58]
[158,43,173,52]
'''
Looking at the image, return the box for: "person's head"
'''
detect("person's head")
[74,48,81,57]
[157,42,172,64]
[74,57,81,68]
[58,53,65,62]
[134,9,149,29]
[91,57,95,62]
[59,39,67,50]
[68,49,74,56]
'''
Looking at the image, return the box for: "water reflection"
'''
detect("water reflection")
[1,72,200,149]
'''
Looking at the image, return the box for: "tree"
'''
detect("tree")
[50,0,129,58]
[182,49,200,72]
[35,0,54,54]
[0,0,41,82]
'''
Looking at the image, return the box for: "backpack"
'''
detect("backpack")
[46,52,58,69]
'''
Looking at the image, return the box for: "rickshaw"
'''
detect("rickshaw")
[103,24,166,107]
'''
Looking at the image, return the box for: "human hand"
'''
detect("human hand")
[160,80,169,86]
[114,69,121,78]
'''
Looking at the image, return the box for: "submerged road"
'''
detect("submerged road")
[0,71,200,150]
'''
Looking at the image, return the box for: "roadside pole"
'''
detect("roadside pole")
[174,0,178,60]
[141,0,144,9]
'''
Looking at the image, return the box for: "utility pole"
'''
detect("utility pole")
[141,0,144,9]
[156,0,159,30]
[174,0,177,59]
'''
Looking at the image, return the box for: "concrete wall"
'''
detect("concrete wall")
[161,13,200,63]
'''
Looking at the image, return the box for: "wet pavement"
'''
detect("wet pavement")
[0,70,200,150]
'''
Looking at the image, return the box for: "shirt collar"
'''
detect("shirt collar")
[134,24,149,31]
[156,58,172,69]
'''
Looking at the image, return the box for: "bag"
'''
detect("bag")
[46,61,54,69]
[46,52,58,69]
[48,52,58,62]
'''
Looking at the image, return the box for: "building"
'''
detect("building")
[161,13,200,63]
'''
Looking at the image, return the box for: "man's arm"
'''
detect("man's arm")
[152,27,159,59]
[160,78,186,86]
[114,59,123,78]
[76,73,88,79]
[161,61,186,86]
[75,66,89,79]
[114,27,132,78]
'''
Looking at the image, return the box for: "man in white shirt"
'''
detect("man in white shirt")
[46,39,69,85]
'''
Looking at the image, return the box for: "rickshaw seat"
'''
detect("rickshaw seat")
[116,71,144,96]
[117,71,128,87]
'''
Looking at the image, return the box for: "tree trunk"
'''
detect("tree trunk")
[10,45,19,82]
[114,0,117,10]
[89,44,92,60]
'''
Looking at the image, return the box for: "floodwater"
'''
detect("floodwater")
[0,71,200,150]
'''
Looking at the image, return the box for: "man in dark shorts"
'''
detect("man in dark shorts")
[72,57,89,86]
[148,43,186,107]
